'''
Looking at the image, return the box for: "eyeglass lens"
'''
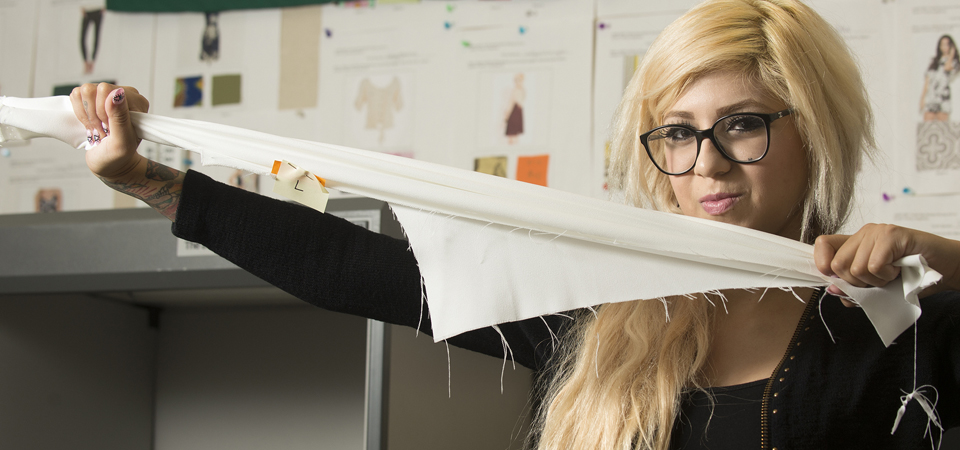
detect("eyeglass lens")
[646,114,769,174]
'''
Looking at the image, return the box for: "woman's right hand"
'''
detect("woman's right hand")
[69,83,183,222]
[69,82,150,182]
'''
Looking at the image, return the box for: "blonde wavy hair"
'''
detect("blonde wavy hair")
[534,1,874,449]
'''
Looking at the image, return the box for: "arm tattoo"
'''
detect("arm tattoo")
[98,164,185,221]
[145,160,180,182]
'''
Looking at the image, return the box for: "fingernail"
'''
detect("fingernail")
[113,88,125,105]
[86,130,92,143]
[102,122,109,136]
[93,132,100,143]
[826,285,841,296]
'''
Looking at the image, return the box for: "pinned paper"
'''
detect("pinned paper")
[174,76,203,107]
[271,160,329,213]
[474,156,507,177]
[516,154,549,186]
[212,74,242,106]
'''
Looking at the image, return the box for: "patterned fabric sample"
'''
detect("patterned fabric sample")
[916,121,960,170]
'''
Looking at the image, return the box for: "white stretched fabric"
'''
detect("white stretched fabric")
[0,96,940,345]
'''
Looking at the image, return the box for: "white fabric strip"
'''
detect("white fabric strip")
[0,96,940,344]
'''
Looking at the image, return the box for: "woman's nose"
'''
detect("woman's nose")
[693,138,732,178]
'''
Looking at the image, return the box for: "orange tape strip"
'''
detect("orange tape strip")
[271,160,282,175]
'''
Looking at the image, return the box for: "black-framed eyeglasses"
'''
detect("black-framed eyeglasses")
[640,109,792,175]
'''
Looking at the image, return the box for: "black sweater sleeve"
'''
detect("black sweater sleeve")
[171,170,562,370]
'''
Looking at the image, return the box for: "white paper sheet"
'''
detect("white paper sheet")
[317,3,447,156]
[894,0,960,195]
[443,0,593,195]
[318,1,593,195]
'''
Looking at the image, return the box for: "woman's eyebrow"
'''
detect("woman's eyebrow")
[662,110,695,122]
[716,100,770,117]
[663,100,775,123]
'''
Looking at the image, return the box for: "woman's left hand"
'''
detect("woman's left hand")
[814,224,960,301]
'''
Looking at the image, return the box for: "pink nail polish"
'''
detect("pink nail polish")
[86,130,92,143]
[93,132,100,143]
[113,88,125,105]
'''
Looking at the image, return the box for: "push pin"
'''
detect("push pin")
[0,148,10,158]
[881,192,892,202]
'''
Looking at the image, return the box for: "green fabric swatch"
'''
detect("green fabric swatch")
[212,74,242,106]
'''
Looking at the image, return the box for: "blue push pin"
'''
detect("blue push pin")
[902,187,912,195]
[444,21,452,29]
[324,28,332,38]
[0,148,9,158]
[519,26,526,34]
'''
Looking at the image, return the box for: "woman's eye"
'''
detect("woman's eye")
[664,127,693,142]
[725,116,765,133]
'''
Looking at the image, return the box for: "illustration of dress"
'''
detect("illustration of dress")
[504,74,525,144]
[200,12,220,62]
[354,77,403,145]
[923,58,960,115]
[80,8,103,74]
[506,103,523,136]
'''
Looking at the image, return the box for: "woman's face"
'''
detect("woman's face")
[940,37,953,55]
[663,71,808,240]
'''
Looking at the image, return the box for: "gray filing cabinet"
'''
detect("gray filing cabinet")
[0,198,532,450]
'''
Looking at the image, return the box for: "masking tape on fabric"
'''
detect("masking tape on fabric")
[272,159,329,213]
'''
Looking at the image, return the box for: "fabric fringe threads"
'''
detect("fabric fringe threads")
[890,323,943,450]
[491,325,516,394]
[445,341,452,399]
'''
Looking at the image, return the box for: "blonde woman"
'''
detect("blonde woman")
[70,0,960,448]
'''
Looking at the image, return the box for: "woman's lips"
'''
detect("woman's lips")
[699,193,741,215]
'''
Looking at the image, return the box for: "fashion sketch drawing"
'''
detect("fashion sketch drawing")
[200,12,220,62]
[917,35,960,171]
[504,73,525,144]
[354,77,403,145]
[80,8,103,74]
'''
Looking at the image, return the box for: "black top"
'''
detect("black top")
[672,378,767,450]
